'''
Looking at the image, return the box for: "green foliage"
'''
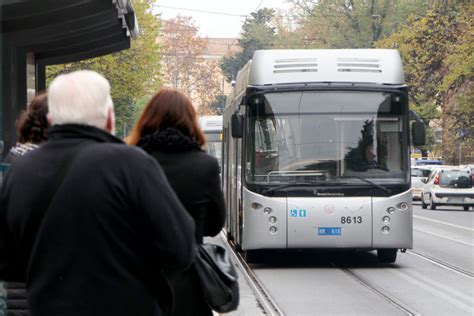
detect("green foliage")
[439,4,473,92]
[445,88,474,143]
[292,0,430,49]
[427,3,473,148]
[376,2,473,157]
[47,0,161,138]
[220,8,276,81]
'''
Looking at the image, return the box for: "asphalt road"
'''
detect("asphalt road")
[2,202,472,316]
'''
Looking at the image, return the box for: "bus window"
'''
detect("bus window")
[254,118,278,176]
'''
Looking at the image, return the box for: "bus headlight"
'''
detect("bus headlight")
[269,226,278,234]
[386,207,395,214]
[381,226,390,234]
[263,207,273,215]
[398,202,409,211]
[269,216,277,224]
[382,216,391,224]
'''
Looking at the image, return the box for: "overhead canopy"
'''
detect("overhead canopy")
[0,0,140,158]
[1,0,139,65]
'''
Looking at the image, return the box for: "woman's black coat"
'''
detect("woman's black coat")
[139,128,226,316]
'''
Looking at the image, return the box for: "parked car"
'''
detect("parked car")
[421,167,474,211]
[411,166,431,200]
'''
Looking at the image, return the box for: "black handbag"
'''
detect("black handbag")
[194,243,239,313]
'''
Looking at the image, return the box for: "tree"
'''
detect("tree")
[220,8,277,81]
[208,95,227,115]
[159,16,221,114]
[439,3,473,146]
[272,9,307,49]
[376,2,473,162]
[291,0,431,48]
[47,0,161,138]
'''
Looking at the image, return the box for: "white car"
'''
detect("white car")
[461,164,474,174]
[411,166,431,200]
[421,167,474,211]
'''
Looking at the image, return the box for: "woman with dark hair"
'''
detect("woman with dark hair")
[128,88,226,316]
[5,93,49,163]
[4,93,48,315]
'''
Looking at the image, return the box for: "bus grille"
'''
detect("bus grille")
[273,58,318,74]
[337,58,381,73]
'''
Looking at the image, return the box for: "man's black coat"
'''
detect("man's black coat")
[0,125,196,316]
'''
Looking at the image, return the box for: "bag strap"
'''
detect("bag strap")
[42,142,89,207]
[11,142,89,281]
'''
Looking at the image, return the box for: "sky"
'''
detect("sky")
[152,0,292,38]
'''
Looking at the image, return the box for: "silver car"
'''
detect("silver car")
[421,167,474,211]
[411,166,431,200]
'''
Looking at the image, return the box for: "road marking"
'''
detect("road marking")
[413,215,474,232]
[414,228,474,247]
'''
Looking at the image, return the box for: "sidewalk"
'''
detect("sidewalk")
[206,236,265,316]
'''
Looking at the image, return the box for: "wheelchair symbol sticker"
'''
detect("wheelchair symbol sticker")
[289,209,307,218]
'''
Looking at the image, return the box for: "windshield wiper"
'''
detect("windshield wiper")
[336,176,390,195]
[262,181,317,196]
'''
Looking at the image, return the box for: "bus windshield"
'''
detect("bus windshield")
[245,91,409,186]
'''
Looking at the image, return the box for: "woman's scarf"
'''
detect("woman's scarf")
[137,127,202,153]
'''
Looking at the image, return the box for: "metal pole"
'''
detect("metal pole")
[459,143,462,165]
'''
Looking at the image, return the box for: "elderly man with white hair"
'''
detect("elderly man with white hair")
[0,70,196,316]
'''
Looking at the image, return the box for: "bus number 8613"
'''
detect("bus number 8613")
[341,216,363,224]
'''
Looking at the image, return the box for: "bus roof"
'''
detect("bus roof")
[246,49,405,86]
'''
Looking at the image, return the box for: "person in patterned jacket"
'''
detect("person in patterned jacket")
[3,93,48,316]
[5,93,49,164]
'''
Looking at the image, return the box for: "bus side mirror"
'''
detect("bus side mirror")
[231,113,243,138]
[412,121,425,146]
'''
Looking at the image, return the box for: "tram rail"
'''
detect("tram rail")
[407,250,474,278]
[220,233,284,316]
[217,239,473,315]
[332,263,421,316]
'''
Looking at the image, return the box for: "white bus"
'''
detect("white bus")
[199,115,223,166]
[222,49,425,263]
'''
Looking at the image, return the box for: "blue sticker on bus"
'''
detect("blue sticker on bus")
[290,209,307,218]
[318,227,342,236]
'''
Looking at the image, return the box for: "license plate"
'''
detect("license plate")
[318,227,342,236]
[448,198,464,203]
